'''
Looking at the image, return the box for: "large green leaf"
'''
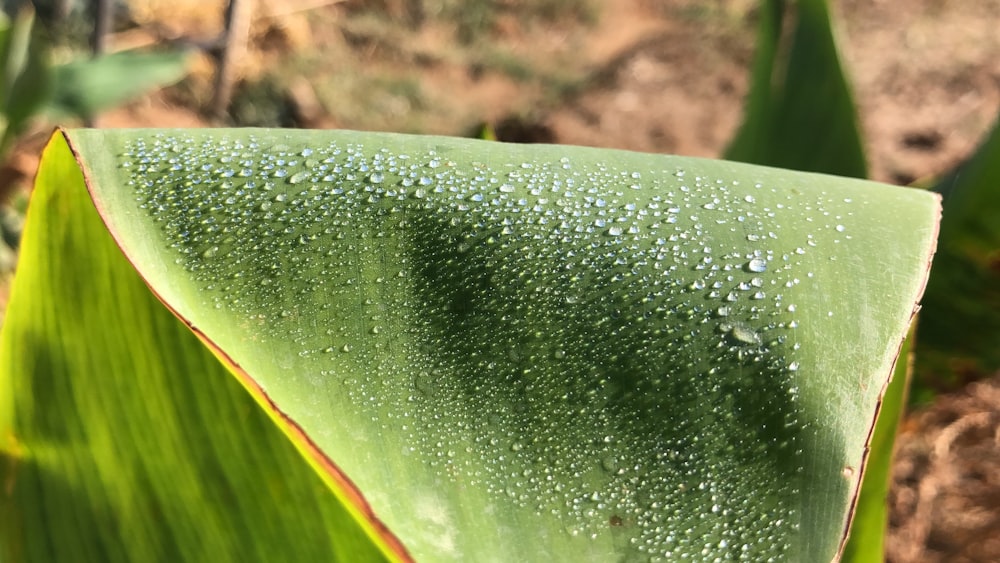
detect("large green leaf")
[725,0,867,178]
[3,128,938,561]
[916,116,1000,396]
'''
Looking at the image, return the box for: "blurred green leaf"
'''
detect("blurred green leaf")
[915,116,1000,399]
[2,128,938,561]
[726,0,867,178]
[0,8,53,154]
[46,49,189,120]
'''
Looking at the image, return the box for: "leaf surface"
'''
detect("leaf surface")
[0,133,389,562]
[5,128,938,562]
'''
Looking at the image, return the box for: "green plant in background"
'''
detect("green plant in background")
[0,5,189,292]
[915,118,1000,399]
[0,8,48,158]
[0,6,189,156]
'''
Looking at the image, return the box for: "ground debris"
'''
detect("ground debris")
[888,374,1000,562]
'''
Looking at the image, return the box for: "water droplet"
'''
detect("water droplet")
[288,170,310,184]
[729,323,761,345]
[746,258,767,273]
[601,455,620,474]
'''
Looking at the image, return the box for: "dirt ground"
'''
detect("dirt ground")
[102,0,1000,185]
[16,0,1000,559]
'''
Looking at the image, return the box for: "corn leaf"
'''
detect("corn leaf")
[725,0,867,179]
[840,327,913,562]
[0,132,388,562]
[916,116,1000,394]
[2,128,939,561]
[46,50,189,121]
[0,8,53,154]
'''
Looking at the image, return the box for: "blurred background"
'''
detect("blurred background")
[1,0,999,561]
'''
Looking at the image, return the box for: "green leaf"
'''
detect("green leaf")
[4,128,938,561]
[0,133,391,562]
[841,327,913,562]
[0,7,53,154]
[726,0,867,178]
[45,49,189,120]
[915,116,1000,396]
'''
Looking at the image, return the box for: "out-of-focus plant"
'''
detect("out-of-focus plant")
[0,6,189,158]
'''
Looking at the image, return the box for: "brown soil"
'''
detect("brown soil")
[11,0,1000,560]
[888,375,1000,563]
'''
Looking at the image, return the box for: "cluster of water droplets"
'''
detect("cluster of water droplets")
[120,132,855,560]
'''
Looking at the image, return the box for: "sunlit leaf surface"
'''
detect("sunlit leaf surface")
[3,129,938,562]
